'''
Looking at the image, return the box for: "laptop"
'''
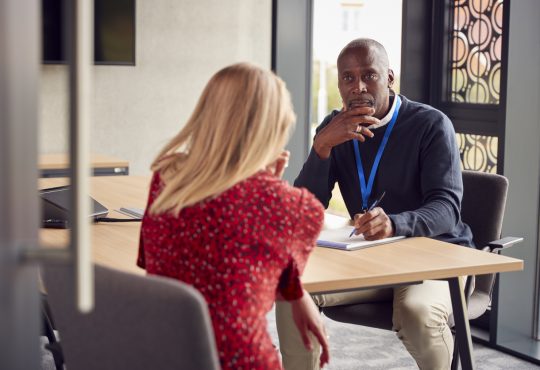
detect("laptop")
[40,186,108,228]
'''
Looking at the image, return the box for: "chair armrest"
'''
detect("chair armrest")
[487,236,524,253]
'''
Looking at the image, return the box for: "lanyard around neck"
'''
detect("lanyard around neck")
[353,96,401,209]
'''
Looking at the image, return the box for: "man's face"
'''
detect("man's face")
[337,46,394,119]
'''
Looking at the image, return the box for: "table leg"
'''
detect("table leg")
[448,277,475,370]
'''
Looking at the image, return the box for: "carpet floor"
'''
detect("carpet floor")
[265,307,540,370]
[40,307,540,369]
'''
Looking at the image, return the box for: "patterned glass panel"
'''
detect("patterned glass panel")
[456,133,498,173]
[449,0,504,104]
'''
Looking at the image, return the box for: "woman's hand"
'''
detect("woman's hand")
[266,150,290,178]
[290,291,330,368]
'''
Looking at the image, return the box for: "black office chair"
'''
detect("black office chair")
[42,264,220,370]
[322,170,522,367]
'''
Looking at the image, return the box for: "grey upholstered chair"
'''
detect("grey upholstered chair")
[42,264,220,370]
[322,170,522,366]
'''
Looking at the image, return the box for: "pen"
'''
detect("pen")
[349,191,386,238]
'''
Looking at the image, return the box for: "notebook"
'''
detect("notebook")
[317,226,405,251]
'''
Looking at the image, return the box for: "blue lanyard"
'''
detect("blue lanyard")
[353,96,401,209]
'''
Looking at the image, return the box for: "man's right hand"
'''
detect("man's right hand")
[313,106,379,159]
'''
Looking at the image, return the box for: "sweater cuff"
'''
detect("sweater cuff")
[388,214,410,237]
[307,147,332,169]
[294,148,332,189]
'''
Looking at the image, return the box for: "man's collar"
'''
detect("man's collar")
[367,91,397,130]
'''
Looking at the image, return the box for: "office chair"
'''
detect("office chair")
[322,170,522,367]
[41,293,64,370]
[42,264,220,370]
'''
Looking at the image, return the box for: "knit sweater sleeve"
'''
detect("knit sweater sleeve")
[389,113,463,237]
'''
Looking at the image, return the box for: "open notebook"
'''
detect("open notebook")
[317,226,405,251]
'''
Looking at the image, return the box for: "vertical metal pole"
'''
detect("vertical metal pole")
[67,0,94,312]
[0,0,40,368]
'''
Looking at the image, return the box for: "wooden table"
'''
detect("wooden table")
[39,153,129,178]
[39,176,147,272]
[39,176,523,370]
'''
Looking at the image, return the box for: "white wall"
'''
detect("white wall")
[39,0,272,175]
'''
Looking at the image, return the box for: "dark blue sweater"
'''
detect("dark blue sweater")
[295,95,473,246]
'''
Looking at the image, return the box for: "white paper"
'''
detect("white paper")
[317,226,405,251]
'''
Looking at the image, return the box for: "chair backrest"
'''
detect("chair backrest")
[42,264,220,370]
[461,170,508,249]
[458,170,509,321]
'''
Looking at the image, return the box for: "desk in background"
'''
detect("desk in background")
[39,176,523,370]
[39,153,129,178]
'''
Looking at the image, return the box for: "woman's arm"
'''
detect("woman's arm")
[276,291,330,368]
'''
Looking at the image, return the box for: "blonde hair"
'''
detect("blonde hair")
[150,62,296,215]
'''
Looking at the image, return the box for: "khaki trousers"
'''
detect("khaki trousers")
[276,278,467,370]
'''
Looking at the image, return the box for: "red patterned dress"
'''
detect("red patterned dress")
[137,170,324,369]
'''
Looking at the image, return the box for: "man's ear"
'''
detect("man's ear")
[388,69,395,88]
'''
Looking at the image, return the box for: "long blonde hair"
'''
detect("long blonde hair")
[150,62,296,215]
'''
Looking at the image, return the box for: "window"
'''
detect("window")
[448,0,504,104]
[433,0,508,174]
[311,0,403,216]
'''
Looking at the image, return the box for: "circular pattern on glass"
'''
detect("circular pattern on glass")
[492,0,504,34]
[449,0,503,106]
[457,133,465,152]
[469,0,491,18]
[490,35,502,61]
[467,15,492,50]
[487,136,498,167]
[488,62,501,101]
[452,31,469,67]
[452,68,468,93]
[454,6,470,30]
[467,47,490,80]
[461,135,498,173]
[466,79,490,103]
[464,135,488,171]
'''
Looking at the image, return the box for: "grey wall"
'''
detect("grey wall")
[498,0,540,348]
[273,0,313,184]
[39,0,272,175]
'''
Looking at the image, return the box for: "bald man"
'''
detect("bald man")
[276,39,473,370]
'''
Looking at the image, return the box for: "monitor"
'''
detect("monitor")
[42,0,136,65]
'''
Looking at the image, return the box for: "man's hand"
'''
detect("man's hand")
[353,207,394,240]
[313,107,379,159]
[290,291,330,368]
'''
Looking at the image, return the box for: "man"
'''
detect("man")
[276,38,473,370]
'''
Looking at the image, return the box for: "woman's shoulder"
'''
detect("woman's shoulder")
[244,171,324,214]
[149,171,164,193]
[247,171,307,197]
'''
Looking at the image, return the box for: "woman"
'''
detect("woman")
[137,63,329,369]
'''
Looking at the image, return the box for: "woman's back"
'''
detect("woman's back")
[138,170,323,369]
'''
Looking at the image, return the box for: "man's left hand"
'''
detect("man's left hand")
[353,207,394,240]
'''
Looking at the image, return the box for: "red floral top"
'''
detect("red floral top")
[137,170,324,370]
